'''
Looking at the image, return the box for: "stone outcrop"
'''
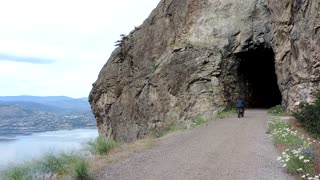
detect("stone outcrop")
[268,0,320,109]
[89,0,320,142]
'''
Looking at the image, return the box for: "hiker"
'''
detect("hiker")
[236,98,245,118]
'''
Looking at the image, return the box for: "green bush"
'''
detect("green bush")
[268,105,286,115]
[278,148,315,176]
[216,108,236,119]
[1,153,86,180]
[1,165,33,180]
[267,118,291,134]
[294,91,320,137]
[272,128,305,147]
[88,136,118,155]
[39,153,68,175]
[191,117,207,127]
[73,159,91,180]
[268,118,316,177]
[150,123,187,138]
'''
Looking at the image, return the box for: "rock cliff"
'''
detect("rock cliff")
[89,0,320,142]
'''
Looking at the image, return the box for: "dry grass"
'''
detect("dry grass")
[88,138,158,174]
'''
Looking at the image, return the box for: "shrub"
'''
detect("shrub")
[217,108,236,119]
[294,91,320,137]
[1,153,86,179]
[268,118,317,177]
[272,128,305,147]
[73,159,91,180]
[268,105,286,115]
[267,118,291,134]
[191,117,207,127]
[39,153,68,175]
[1,165,33,180]
[150,123,187,138]
[88,136,118,155]
[277,148,315,175]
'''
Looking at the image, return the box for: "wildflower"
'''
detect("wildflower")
[282,164,287,167]
[277,156,282,161]
[304,159,310,163]
[297,168,303,171]
[302,175,306,178]
[299,156,304,160]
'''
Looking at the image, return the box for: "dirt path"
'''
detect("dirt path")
[96,110,291,180]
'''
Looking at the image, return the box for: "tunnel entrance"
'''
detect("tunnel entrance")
[237,47,282,108]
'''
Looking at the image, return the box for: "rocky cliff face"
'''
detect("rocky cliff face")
[89,0,320,142]
[269,0,320,109]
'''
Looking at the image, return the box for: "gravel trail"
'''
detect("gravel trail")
[96,110,291,180]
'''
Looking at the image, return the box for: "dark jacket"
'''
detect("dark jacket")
[236,99,245,108]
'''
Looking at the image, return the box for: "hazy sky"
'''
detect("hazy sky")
[0,0,159,98]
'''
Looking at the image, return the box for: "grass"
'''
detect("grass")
[150,123,187,138]
[216,108,237,119]
[190,117,207,128]
[1,165,33,180]
[272,128,305,147]
[73,158,91,180]
[88,138,158,174]
[88,136,118,155]
[267,118,292,134]
[268,118,317,178]
[0,152,90,180]
[278,148,315,175]
[268,105,289,116]
[151,108,237,138]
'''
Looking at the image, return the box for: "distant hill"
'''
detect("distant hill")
[0,96,90,111]
[0,96,96,137]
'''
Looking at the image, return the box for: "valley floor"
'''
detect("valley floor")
[95,110,291,180]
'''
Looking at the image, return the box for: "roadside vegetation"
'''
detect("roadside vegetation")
[0,152,90,180]
[88,136,118,155]
[268,105,288,116]
[150,108,236,138]
[216,108,237,119]
[0,135,154,180]
[268,118,319,179]
[150,122,188,138]
[294,91,320,138]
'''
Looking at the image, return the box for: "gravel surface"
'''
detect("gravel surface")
[96,110,292,180]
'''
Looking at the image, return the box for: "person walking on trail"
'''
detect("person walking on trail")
[236,98,245,118]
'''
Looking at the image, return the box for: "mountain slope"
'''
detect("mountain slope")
[0,96,95,136]
[0,96,90,111]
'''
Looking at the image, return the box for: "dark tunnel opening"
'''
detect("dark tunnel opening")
[237,47,282,108]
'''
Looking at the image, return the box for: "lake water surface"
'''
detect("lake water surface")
[0,129,98,168]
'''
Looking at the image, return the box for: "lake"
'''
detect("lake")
[0,129,98,169]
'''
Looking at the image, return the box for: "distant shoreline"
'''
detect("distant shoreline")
[0,127,97,138]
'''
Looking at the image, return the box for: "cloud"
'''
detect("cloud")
[0,53,55,64]
[0,0,160,97]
